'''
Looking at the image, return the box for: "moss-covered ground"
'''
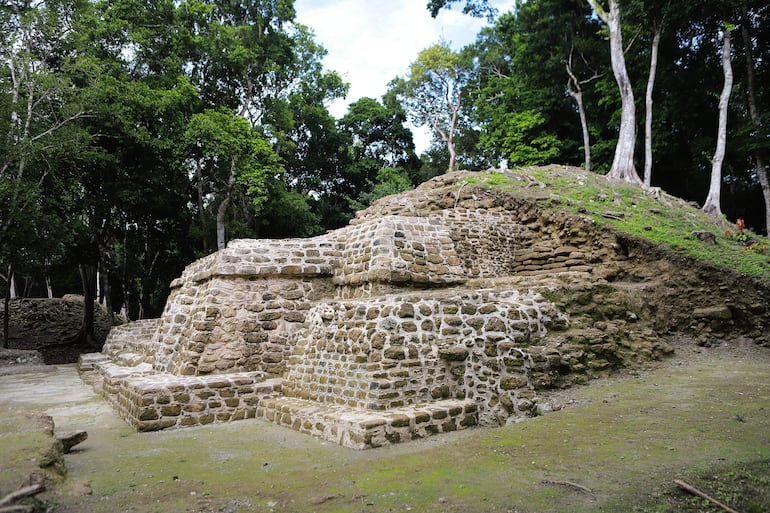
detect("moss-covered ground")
[1,340,768,513]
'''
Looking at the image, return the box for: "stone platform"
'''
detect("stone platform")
[81,353,282,431]
[257,397,477,449]
[79,173,633,448]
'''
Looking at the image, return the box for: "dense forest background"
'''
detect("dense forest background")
[1,0,768,325]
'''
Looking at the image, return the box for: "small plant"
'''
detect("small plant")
[726,218,769,255]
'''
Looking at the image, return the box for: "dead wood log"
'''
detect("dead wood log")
[602,211,626,221]
[541,479,593,495]
[0,484,44,508]
[674,479,742,513]
[0,482,44,512]
[0,505,35,513]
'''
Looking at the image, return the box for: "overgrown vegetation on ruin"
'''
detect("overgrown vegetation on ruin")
[465,167,770,282]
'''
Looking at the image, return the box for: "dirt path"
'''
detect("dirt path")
[1,339,769,513]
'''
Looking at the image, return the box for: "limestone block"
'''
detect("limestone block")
[438,346,469,361]
[692,305,732,320]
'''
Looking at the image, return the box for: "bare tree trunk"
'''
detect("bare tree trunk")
[434,121,457,172]
[566,48,600,173]
[755,158,770,236]
[99,259,113,327]
[96,269,102,305]
[9,273,17,299]
[644,23,662,187]
[576,90,591,173]
[195,162,209,253]
[78,264,99,349]
[587,0,642,184]
[433,97,459,172]
[741,2,770,236]
[448,101,458,172]
[216,156,238,250]
[703,28,733,218]
[3,264,12,349]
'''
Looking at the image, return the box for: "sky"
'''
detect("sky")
[293,0,512,152]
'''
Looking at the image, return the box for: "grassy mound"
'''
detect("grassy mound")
[463,166,770,283]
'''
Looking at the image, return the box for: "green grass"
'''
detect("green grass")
[24,357,767,513]
[463,166,770,282]
[626,459,770,513]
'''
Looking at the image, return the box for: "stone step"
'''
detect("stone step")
[256,396,478,449]
[78,352,109,372]
[113,352,150,367]
[85,358,282,431]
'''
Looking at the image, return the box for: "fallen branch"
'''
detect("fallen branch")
[602,211,626,221]
[0,504,35,513]
[501,171,546,189]
[674,479,743,513]
[541,479,593,495]
[0,484,44,507]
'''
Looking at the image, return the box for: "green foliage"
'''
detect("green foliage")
[0,0,347,315]
[426,0,497,20]
[482,110,562,166]
[184,108,282,211]
[340,97,418,171]
[0,0,95,286]
[464,1,609,169]
[349,167,414,211]
[259,179,322,238]
[395,42,469,170]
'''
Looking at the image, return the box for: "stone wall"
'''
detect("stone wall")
[283,289,568,425]
[257,397,478,449]
[101,319,159,367]
[144,237,342,376]
[88,357,281,431]
[2,297,111,351]
[334,216,466,298]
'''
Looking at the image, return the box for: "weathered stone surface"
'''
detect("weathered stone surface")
[4,298,112,359]
[76,168,768,449]
[55,430,88,454]
[438,346,469,361]
[692,305,732,320]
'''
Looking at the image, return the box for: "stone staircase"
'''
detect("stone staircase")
[257,397,477,449]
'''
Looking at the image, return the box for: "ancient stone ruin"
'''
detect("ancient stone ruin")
[80,169,766,448]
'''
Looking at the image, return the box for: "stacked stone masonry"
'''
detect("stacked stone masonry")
[79,173,627,448]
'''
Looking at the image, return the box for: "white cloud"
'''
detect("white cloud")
[293,0,511,152]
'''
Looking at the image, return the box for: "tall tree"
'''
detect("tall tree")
[396,43,468,172]
[0,0,90,261]
[339,95,419,207]
[702,25,734,217]
[1,0,95,344]
[184,108,282,250]
[340,97,418,172]
[739,0,770,236]
[465,1,604,170]
[178,0,297,121]
[586,0,642,183]
[642,0,672,187]
[566,45,603,172]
